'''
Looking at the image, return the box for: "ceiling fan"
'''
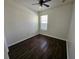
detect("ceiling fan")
[32,0,51,7]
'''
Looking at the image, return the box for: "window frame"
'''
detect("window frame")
[40,15,48,31]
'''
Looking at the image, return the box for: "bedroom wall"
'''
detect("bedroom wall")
[4,39,9,59]
[4,0,38,47]
[4,44,9,59]
[39,3,73,40]
[67,3,75,59]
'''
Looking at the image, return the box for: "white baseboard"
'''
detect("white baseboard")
[8,34,39,47]
[40,33,67,41]
[66,41,69,59]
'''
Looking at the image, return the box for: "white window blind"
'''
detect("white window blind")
[40,15,48,30]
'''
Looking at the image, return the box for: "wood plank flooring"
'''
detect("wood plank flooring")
[8,34,67,59]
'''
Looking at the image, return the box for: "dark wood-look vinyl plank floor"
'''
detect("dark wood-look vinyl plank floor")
[8,34,67,59]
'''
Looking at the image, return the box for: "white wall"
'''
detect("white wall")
[39,3,73,40]
[4,39,9,59]
[4,45,9,59]
[67,3,75,59]
[4,0,38,47]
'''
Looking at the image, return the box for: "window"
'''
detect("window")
[40,15,48,30]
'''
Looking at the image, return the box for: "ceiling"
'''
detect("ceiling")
[11,0,74,12]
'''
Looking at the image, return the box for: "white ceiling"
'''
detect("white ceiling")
[12,0,74,12]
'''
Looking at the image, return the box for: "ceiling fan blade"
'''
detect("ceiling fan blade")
[62,0,66,2]
[43,4,49,7]
[32,3,39,5]
[43,0,51,3]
